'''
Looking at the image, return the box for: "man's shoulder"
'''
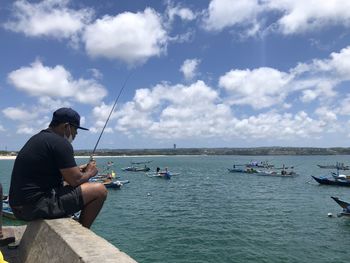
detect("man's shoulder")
[30,129,69,147]
[35,129,62,140]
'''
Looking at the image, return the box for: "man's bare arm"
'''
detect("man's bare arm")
[60,162,98,187]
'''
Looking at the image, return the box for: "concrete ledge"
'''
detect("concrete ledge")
[18,218,137,263]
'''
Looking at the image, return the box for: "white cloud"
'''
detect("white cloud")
[2,103,85,135]
[83,8,168,65]
[116,81,222,138]
[17,126,35,135]
[202,0,262,32]
[292,46,350,102]
[8,60,107,105]
[4,0,93,40]
[233,111,329,139]
[89,68,103,79]
[2,107,37,121]
[315,107,337,122]
[202,0,350,36]
[219,67,291,109]
[217,45,350,109]
[327,46,350,77]
[0,124,5,132]
[300,89,318,103]
[180,59,201,81]
[299,81,336,103]
[337,95,350,116]
[114,80,336,141]
[89,102,116,133]
[38,97,71,111]
[166,2,196,23]
[266,0,350,34]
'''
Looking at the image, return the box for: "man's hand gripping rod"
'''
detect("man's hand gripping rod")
[89,75,131,162]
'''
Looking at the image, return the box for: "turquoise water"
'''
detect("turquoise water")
[1,155,350,262]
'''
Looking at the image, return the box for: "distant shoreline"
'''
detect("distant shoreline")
[0,156,16,160]
[0,155,171,160]
[2,146,350,159]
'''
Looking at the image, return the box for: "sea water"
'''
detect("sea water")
[1,155,350,263]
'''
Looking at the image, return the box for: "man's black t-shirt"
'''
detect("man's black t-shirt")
[9,129,77,206]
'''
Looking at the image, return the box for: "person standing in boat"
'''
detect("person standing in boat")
[9,108,107,228]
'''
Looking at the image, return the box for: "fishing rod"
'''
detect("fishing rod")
[90,74,132,161]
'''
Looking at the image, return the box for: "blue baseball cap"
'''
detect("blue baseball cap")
[51,107,89,130]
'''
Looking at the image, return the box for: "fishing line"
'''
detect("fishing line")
[90,73,132,161]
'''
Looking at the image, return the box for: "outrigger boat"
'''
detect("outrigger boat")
[227,167,259,174]
[122,161,151,172]
[256,170,298,177]
[122,166,150,172]
[89,174,129,189]
[2,205,16,220]
[103,180,129,189]
[331,196,350,217]
[246,161,274,169]
[317,162,350,170]
[228,168,297,177]
[147,171,180,179]
[311,175,350,187]
[2,197,16,220]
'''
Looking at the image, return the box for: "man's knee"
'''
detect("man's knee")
[90,183,107,200]
[96,183,108,200]
[81,183,108,201]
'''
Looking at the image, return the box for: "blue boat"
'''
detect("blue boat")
[2,198,16,219]
[331,196,350,217]
[103,180,129,189]
[2,205,16,219]
[312,176,350,187]
[147,172,179,179]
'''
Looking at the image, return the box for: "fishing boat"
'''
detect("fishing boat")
[317,163,350,170]
[99,161,117,177]
[103,180,129,189]
[2,205,16,220]
[151,172,171,179]
[2,198,16,220]
[147,172,180,179]
[227,168,245,173]
[122,161,151,172]
[246,161,274,169]
[256,170,298,177]
[311,176,350,187]
[331,196,350,217]
[122,166,150,172]
[227,168,258,174]
[89,175,129,189]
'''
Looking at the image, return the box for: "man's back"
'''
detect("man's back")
[9,129,76,206]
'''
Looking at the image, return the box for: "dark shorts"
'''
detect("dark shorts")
[11,185,84,221]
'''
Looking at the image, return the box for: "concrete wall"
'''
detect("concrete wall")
[18,218,137,263]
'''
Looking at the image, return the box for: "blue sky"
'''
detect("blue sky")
[1,0,350,151]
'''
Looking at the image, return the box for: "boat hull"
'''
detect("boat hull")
[227,168,258,174]
[256,171,298,177]
[104,180,129,189]
[122,167,150,172]
[312,176,350,187]
[2,206,16,220]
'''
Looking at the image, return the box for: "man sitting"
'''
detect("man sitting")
[9,108,107,228]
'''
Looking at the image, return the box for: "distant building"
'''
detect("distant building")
[173,144,176,150]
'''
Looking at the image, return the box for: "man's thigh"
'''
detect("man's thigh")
[13,185,83,220]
